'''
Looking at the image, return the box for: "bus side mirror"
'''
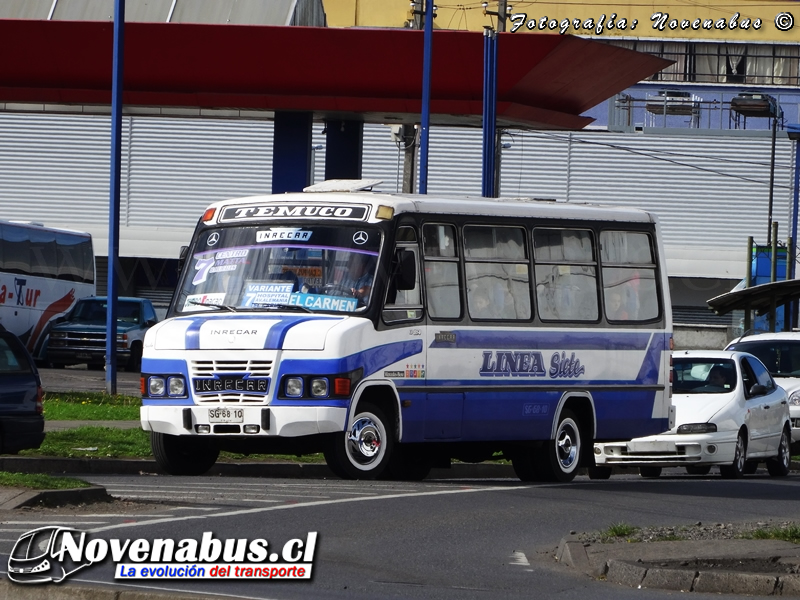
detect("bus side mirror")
[395,250,416,291]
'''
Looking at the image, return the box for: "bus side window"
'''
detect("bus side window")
[383,227,423,324]
[533,228,599,322]
[422,224,462,319]
[600,231,660,322]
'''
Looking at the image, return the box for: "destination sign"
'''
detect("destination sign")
[220,204,369,222]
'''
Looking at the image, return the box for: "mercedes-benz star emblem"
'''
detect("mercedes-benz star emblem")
[353,231,368,245]
[207,232,220,246]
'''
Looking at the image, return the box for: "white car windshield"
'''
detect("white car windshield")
[175,224,382,315]
[673,358,737,394]
[726,340,800,378]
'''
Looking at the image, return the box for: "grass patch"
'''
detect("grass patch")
[0,471,91,490]
[747,525,800,544]
[43,391,141,421]
[21,427,151,459]
[604,522,640,538]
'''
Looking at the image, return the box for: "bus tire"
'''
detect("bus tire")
[151,432,219,476]
[324,403,393,480]
[535,409,582,483]
[384,445,432,481]
[587,466,612,480]
[510,447,539,482]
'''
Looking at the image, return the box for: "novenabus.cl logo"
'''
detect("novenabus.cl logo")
[7,526,94,584]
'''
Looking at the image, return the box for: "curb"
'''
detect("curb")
[0,576,222,600]
[0,486,111,510]
[0,456,518,479]
[557,536,800,596]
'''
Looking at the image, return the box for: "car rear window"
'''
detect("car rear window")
[0,336,33,374]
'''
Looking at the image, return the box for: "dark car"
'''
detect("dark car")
[0,330,45,453]
[46,296,159,372]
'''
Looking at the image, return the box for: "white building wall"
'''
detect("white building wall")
[0,113,793,282]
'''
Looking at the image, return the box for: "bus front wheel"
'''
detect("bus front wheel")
[324,403,393,480]
[151,432,219,476]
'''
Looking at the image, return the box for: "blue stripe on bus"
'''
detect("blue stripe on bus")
[275,340,424,381]
[428,330,654,350]
[179,315,340,350]
[396,387,666,442]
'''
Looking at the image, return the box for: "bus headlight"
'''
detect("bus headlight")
[147,375,187,398]
[168,376,186,397]
[149,377,166,396]
[285,377,304,397]
[279,368,362,400]
[310,378,329,397]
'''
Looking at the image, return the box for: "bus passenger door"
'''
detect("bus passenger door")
[421,223,464,440]
[382,228,428,441]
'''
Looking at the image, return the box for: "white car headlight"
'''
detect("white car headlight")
[789,391,800,406]
[677,423,717,434]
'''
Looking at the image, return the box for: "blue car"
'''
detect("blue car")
[0,329,45,453]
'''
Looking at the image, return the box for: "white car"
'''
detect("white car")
[594,350,791,478]
[724,332,800,453]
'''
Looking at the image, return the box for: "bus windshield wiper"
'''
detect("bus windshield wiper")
[188,300,239,312]
[260,303,313,314]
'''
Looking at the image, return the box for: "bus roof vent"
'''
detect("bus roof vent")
[303,179,383,193]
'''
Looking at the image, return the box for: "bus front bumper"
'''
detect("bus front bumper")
[141,405,347,437]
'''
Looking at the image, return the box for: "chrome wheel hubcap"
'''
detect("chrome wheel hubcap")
[556,422,579,470]
[347,416,382,466]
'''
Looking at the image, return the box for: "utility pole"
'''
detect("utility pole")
[482,2,509,196]
[402,2,427,193]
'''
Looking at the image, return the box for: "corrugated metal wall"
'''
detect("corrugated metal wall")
[0,113,793,281]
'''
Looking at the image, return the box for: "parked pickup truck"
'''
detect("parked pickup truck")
[46,296,159,372]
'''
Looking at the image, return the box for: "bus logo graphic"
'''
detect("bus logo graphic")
[7,526,93,584]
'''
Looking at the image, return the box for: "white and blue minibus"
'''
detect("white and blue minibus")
[140,180,672,482]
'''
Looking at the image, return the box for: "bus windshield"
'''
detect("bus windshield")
[175,224,382,315]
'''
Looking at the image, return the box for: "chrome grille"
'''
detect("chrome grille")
[190,359,273,404]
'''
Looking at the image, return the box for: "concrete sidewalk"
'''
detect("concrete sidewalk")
[557,534,800,595]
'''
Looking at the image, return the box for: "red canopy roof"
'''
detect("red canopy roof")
[0,20,670,129]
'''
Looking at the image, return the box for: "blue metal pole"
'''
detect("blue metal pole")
[792,138,800,279]
[106,0,125,394]
[791,137,800,329]
[482,28,498,197]
[488,31,497,198]
[481,29,490,196]
[418,0,433,194]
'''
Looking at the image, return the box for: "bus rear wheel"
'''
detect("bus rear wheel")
[324,403,393,480]
[535,410,582,482]
[151,432,219,476]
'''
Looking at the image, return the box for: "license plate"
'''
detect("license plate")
[77,352,92,359]
[209,408,244,423]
